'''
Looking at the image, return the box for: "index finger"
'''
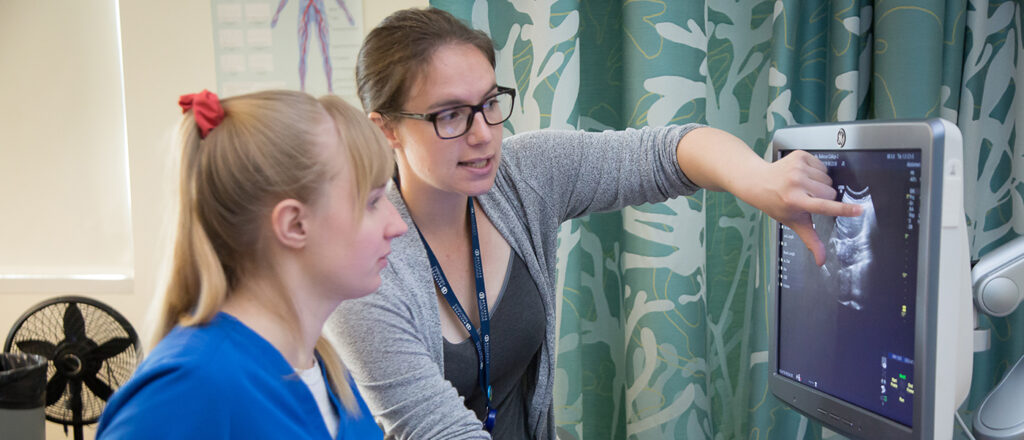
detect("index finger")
[802,197,863,218]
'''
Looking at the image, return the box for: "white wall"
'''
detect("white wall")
[0,1,426,438]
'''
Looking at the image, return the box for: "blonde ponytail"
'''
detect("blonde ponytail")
[153,117,229,347]
[316,337,359,415]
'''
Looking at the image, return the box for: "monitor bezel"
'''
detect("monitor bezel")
[768,119,947,440]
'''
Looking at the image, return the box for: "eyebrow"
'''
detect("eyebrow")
[425,85,499,112]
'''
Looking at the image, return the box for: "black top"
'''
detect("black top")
[443,251,546,439]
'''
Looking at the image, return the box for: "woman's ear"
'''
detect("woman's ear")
[270,199,307,249]
[369,112,402,150]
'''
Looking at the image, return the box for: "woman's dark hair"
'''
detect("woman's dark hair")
[356,7,495,115]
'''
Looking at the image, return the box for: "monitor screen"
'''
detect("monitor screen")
[776,149,921,428]
[769,119,973,440]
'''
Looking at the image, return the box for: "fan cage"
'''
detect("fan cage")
[4,296,141,425]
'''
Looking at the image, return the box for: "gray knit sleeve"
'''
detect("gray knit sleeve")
[328,280,491,440]
[496,124,703,222]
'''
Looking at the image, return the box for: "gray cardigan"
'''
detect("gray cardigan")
[328,124,702,439]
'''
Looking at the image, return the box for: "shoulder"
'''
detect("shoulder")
[98,317,302,439]
[97,324,239,438]
[110,318,270,401]
[138,315,264,377]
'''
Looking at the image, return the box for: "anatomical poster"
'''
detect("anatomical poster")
[209,0,363,105]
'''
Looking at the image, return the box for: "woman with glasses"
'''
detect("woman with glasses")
[329,7,860,439]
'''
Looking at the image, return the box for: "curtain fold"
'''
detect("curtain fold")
[431,0,1022,438]
[959,0,1024,427]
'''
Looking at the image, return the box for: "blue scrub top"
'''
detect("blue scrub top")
[97,312,383,439]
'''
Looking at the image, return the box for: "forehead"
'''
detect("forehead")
[406,43,496,111]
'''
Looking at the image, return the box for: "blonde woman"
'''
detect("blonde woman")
[97,90,406,439]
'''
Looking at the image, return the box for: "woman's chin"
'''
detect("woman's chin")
[342,278,382,302]
[466,185,493,197]
[460,171,499,196]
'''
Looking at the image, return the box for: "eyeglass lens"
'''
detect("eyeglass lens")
[435,92,514,139]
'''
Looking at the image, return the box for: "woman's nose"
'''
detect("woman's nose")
[383,199,408,239]
[465,111,493,145]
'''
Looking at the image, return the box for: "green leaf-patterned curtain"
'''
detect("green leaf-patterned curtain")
[431,1,1023,438]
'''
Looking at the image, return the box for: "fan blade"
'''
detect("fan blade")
[16,339,57,359]
[83,375,113,402]
[45,375,68,406]
[88,338,133,362]
[63,302,87,342]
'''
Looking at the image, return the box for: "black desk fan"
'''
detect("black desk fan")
[4,296,141,440]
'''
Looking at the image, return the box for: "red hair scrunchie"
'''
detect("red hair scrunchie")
[179,89,224,139]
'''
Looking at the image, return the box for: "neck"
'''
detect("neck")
[398,170,472,241]
[222,274,334,370]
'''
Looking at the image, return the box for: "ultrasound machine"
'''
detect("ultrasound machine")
[768,119,1024,439]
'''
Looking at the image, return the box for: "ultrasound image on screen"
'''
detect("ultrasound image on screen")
[818,185,879,311]
[777,150,920,427]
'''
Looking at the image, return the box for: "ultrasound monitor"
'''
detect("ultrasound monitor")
[768,119,974,439]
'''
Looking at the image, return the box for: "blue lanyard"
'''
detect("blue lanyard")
[416,197,497,432]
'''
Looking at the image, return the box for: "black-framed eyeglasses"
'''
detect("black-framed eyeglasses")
[392,86,516,140]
